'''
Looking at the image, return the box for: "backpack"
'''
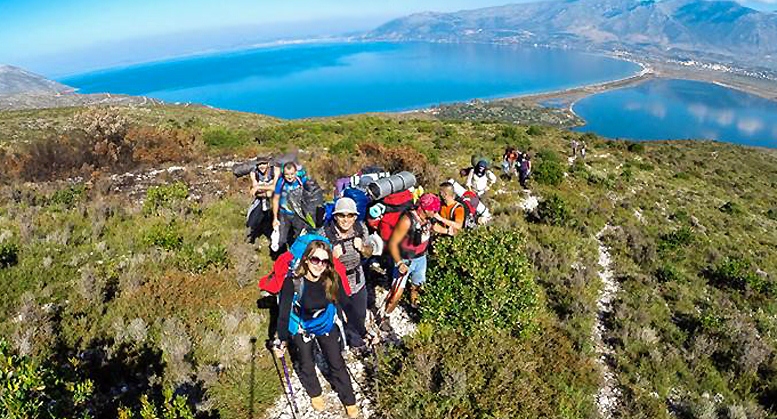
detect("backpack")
[375,190,415,242]
[454,191,480,229]
[342,188,371,222]
[288,278,337,337]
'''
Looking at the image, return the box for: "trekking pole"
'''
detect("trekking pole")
[269,343,298,419]
[279,352,300,418]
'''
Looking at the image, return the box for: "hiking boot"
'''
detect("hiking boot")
[346,404,359,418]
[378,316,391,332]
[311,396,326,411]
[409,285,420,309]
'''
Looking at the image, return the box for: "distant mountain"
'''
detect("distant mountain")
[365,0,777,69]
[0,65,73,95]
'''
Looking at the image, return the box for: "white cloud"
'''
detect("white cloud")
[687,103,709,122]
[714,110,735,127]
[737,118,764,136]
[648,102,667,119]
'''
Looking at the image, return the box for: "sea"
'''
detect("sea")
[61,41,777,147]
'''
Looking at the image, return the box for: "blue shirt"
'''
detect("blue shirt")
[274,176,306,215]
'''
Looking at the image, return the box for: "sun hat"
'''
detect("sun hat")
[334,197,359,215]
[419,193,441,212]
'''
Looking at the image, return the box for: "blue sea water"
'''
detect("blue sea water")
[61,42,639,118]
[574,79,777,148]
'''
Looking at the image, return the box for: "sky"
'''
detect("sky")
[1,0,776,77]
[0,0,516,76]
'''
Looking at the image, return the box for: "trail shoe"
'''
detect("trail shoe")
[311,396,326,411]
[346,404,360,418]
[409,285,421,309]
[379,316,392,332]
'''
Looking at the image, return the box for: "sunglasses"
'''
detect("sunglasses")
[307,256,330,266]
[335,213,357,219]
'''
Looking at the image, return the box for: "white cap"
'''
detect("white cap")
[334,197,358,215]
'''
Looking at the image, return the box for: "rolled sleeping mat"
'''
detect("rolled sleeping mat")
[367,171,417,201]
[233,160,258,178]
[448,179,467,197]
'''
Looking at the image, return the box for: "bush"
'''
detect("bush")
[144,221,184,251]
[0,242,19,268]
[626,141,645,153]
[202,126,250,149]
[658,226,694,252]
[655,263,684,283]
[706,257,774,296]
[176,243,229,274]
[49,184,85,209]
[424,227,539,336]
[533,194,571,227]
[527,125,544,137]
[719,201,742,215]
[142,182,189,215]
[533,150,564,186]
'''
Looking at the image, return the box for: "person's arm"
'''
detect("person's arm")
[487,170,497,186]
[276,276,294,342]
[389,215,411,268]
[272,179,282,227]
[249,171,260,196]
[466,170,474,189]
[355,223,373,257]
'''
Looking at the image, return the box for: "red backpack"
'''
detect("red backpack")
[375,190,415,242]
[454,191,480,229]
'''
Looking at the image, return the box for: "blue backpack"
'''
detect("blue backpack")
[288,281,337,337]
[342,188,370,222]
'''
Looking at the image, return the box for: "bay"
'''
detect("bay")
[573,79,777,148]
[61,42,639,119]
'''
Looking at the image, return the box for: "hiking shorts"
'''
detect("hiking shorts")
[393,255,427,287]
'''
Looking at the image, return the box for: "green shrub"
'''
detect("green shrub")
[655,263,684,283]
[527,125,544,137]
[0,339,94,419]
[719,201,742,215]
[658,226,694,252]
[144,222,184,251]
[706,257,773,296]
[176,243,228,273]
[202,126,250,149]
[425,227,539,336]
[533,158,564,186]
[330,136,358,155]
[142,182,189,215]
[533,195,571,227]
[0,242,19,268]
[49,184,85,208]
[626,141,645,153]
[767,208,777,221]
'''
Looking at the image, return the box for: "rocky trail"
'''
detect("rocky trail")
[593,225,621,419]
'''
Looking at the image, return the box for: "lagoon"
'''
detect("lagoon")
[61,42,639,119]
[573,79,777,148]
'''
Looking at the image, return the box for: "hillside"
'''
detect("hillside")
[0,65,73,95]
[0,104,775,418]
[365,0,777,71]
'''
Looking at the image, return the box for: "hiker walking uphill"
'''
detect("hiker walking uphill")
[436,182,465,236]
[273,162,308,253]
[246,156,279,244]
[501,147,520,180]
[383,193,440,319]
[519,152,532,190]
[323,198,374,353]
[274,240,359,419]
[466,160,497,196]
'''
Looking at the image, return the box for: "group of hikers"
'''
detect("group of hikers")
[241,150,520,417]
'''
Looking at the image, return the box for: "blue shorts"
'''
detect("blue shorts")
[393,254,428,287]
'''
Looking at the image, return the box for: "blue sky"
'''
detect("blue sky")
[1,0,776,76]
[0,0,516,76]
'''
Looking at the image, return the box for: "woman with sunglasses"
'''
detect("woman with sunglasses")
[275,240,358,418]
[324,198,374,354]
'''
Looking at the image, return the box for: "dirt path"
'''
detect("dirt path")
[593,225,621,419]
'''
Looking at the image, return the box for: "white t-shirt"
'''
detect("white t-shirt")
[466,170,496,196]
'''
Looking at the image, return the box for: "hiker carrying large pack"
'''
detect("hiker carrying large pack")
[272,162,310,252]
[273,239,358,418]
[519,152,532,189]
[466,160,497,196]
[436,182,466,236]
[448,179,492,225]
[246,156,279,243]
[323,198,375,352]
[382,193,439,320]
